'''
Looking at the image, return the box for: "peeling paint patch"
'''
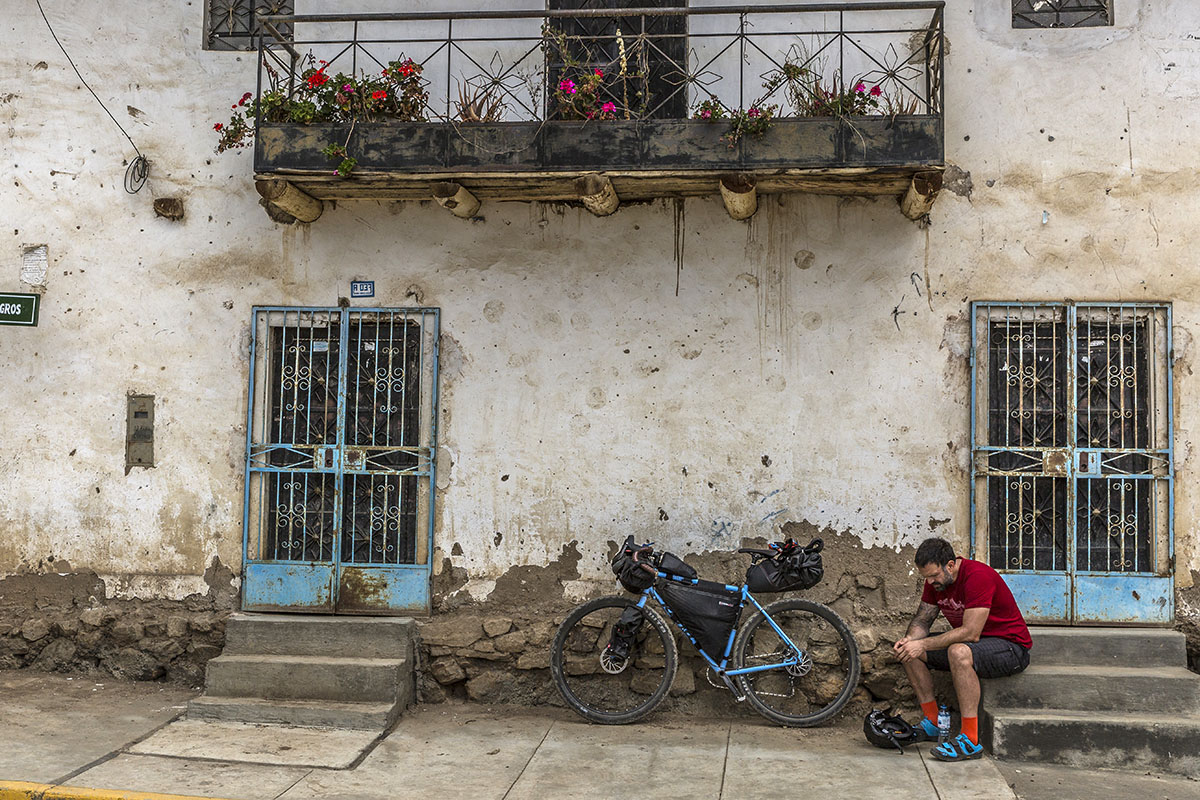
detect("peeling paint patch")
[944,164,973,198]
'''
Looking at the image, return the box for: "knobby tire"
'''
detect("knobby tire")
[733,597,861,727]
[550,595,678,725]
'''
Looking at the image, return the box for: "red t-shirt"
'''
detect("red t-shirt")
[920,558,1032,649]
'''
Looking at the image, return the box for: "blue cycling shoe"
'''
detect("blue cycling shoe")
[918,718,940,738]
[931,733,984,762]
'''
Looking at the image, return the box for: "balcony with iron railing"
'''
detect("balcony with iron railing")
[246,3,945,222]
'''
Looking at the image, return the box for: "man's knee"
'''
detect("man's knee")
[947,643,974,669]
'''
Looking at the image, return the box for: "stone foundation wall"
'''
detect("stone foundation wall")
[0,564,237,686]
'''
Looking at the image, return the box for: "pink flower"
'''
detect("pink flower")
[342,84,355,93]
[854,82,866,93]
[747,107,761,118]
[594,69,604,77]
[700,108,712,119]
[601,101,616,113]
[559,79,576,94]
[870,85,882,97]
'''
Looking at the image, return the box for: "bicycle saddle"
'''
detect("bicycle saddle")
[738,548,775,558]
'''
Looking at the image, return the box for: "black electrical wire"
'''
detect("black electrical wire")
[34,0,149,193]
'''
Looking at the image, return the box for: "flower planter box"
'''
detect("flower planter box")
[254,116,941,204]
[447,122,541,170]
[256,116,941,174]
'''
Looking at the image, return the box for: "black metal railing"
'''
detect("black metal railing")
[254,3,944,129]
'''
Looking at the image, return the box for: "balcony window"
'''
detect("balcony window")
[1012,1,1112,29]
[547,0,688,119]
[205,0,292,51]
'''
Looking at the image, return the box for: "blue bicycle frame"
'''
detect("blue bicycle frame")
[634,571,805,685]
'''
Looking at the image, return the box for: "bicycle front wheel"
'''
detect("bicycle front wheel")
[733,598,860,727]
[550,596,678,724]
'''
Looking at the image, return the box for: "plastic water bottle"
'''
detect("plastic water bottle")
[937,704,951,744]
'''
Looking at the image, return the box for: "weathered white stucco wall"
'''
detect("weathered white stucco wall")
[2,1,1199,612]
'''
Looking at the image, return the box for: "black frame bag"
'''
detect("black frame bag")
[657,580,743,658]
[745,541,824,593]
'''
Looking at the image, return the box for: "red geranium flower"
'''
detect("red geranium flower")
[214,122,223,131]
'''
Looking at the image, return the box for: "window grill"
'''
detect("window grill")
[1012,0,1112,29]
[205,0,293,51]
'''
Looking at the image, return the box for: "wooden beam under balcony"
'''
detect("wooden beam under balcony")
[254,166,939,204]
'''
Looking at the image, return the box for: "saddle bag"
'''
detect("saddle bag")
[745,546,824,594]
[657,581,742,659]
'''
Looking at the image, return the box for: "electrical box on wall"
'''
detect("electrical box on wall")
[126,394,155,473]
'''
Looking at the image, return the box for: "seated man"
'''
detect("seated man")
[893,536,1032,762]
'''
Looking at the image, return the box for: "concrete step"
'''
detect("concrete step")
[1028,626,1186,668]
[983,708,1200,779]
[984,665,1200,713]
[187,695,402,730]
[221,613,416,659]
[203,654,410,703]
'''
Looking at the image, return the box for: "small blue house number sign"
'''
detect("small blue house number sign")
[350,281,375,298]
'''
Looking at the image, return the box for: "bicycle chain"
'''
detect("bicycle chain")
[741,649,800,698]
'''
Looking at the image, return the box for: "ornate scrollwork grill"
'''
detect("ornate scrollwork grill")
[976,304,1169,589]
[258,312,427,566]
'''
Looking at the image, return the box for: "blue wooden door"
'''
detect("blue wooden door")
[970,303,1173,624]
[241,307,441,614]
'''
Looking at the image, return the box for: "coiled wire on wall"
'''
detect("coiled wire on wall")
[35,0,149,193]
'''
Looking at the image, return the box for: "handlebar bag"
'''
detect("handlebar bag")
[745,549,824,593]
[611,535,656,593]
[657,581,743,660]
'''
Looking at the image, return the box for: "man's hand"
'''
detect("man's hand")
[893,636,927,664]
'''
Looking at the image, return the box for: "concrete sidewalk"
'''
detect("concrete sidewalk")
[2,672,1197,800]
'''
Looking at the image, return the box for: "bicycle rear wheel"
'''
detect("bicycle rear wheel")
[550,596,677,724]
[733,598,860,727]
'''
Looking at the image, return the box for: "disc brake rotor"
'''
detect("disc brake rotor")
[600,652,630,674]
[785,649,812,677]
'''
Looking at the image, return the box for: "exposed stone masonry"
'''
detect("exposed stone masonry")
[0,561,237,686]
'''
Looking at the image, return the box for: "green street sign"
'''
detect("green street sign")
[0,293,39,327]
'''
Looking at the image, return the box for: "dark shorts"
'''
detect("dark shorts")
[925,637,1030,679]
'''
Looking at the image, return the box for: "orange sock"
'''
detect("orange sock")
[962,716,978,745]
[921,701,938,724]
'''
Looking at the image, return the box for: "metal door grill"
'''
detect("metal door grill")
[970,303,1173,624]
[242,307,440,614]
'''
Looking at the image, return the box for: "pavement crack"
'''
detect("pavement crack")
[274,767,314,799]
[501,718,554,799]
[919,748,943,800]
[717,720,733,799]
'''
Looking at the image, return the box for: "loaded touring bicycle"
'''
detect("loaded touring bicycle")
[550,536,861,725]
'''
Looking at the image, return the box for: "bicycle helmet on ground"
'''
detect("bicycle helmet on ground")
[863,709,928,753]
